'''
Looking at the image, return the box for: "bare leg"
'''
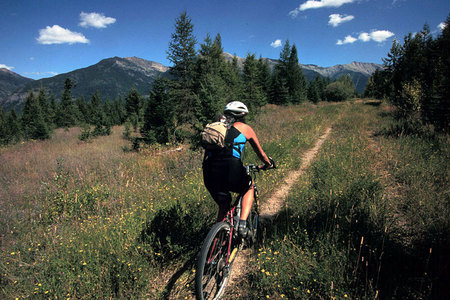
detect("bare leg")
[240,183,254,221]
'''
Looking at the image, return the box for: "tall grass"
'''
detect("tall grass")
[1,103,344,298]
[243,100,449,299]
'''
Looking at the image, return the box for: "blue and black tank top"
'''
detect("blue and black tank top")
[205,126,247,160]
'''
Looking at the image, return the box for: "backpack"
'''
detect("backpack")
[200,122,229,150]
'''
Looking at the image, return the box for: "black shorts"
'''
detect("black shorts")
[203,157,252,205]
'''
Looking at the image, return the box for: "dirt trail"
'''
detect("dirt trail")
[224,126,332,297]
[168,127,333,299]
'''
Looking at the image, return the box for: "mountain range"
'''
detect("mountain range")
[0,54,382,111]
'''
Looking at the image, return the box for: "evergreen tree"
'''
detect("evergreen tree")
[56,78,78,128]
[37,86,51,126]
[125,87,142,131]
[141,77,175,144]
[287,44,307,103]
[223,55,243,103]
[0,108,7,145]
[76,97,88,124]
[89,91,110,136]
[429,15,450,131]
[308,77,321,103]
[7,110,22,143]
[270,68,289,105]
[21,90,50,140]
[196,33,229,124]
[49,93,57,126]
[270,40,291,105]
[242,53,266,112]
[166,11,199,124]
[257,56,272,100]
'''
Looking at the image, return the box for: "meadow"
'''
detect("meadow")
[1,101,448,299]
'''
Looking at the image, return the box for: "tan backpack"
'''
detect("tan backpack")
[200,122,229,150]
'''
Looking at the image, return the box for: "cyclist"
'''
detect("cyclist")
[203,101,273,237]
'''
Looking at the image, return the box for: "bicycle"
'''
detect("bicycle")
[195,162,276,300]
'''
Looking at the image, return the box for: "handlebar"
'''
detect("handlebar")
[246,157,277,173]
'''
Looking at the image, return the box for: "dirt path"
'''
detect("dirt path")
[166,127,333,299]
[223,127,332,297]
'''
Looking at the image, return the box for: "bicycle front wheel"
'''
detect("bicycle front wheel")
[195,222,234,300]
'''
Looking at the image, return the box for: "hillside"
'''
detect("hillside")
[0,68,34,107]
[0,55,381,110]
[2,57,169,110]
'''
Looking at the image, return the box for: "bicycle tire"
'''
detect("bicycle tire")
[195,222,235,300]
[247,205,259,246]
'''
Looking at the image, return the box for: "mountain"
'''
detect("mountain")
[223,53,382,94]
[0,68,34,108]
[2,57,169,110]
[0,55,382,110]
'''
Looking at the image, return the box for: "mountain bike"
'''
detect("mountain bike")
[195,162,276,300]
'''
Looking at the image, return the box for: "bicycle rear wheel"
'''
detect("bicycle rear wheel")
[195,222,234,300]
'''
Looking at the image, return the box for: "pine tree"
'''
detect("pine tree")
[270,68,289,105]
[242,53,266,113]
[141,77,174,144]
[7,110,22,143]
[223,55,243,103]
[56,78,78,128]
[89,91,109,136]
[37,86,51,126]
[21,90,50,140]
[167,11,199,124]
[125,88,142,132]
[257,56,272,101]
[0,108,7,145]
[270,40,290,105]
[196,33,229,124]
[49,93,57,126]
[287,44,307,103]
[308,77,321,103]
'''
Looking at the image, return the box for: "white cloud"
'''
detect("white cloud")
[270,39,283,48]
[0,64,14,70]
[337,30,394,45]
[79,12,116,29]
[328,14,354,27]
[24,71,59,77]
[337,35,357,45]
[438,22,447,31]
[358,32,371,42]
[369,30,395,42]
[299,0,355,11]
[37,25,89,45]
[289,8,300,18]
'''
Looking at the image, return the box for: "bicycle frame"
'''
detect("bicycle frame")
[215,164,261,266]
[196,162,274,300]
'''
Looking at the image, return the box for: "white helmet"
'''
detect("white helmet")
[224,101,248,118]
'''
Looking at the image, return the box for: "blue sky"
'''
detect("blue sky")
[1,0,448,79]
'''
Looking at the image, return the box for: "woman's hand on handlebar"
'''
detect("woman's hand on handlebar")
[260,157,276,170]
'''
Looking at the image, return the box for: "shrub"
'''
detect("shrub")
[324,81,354,102]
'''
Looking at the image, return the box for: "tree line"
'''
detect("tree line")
[0,11,357,147]
[364,15,449,132]
[138,12,356,146]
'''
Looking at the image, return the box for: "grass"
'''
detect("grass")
[241,100,449,299]
[2,100,447,299]
[0,103,343,299]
